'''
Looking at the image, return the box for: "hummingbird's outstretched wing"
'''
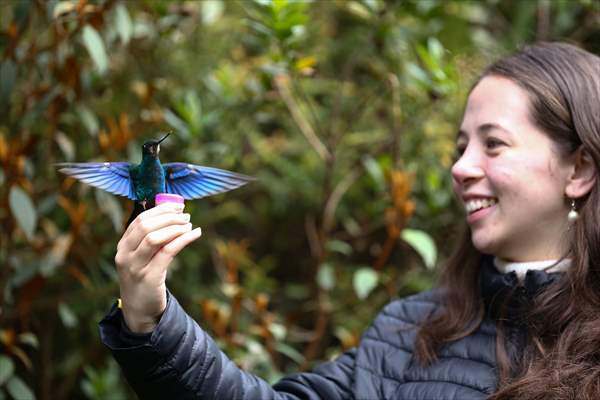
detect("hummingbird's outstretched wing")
[56,162,136,200]
[163,163,254,200]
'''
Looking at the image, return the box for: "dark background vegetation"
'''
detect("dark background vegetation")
[0,0,598,398]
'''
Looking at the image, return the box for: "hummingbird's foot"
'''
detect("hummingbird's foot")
[141,200,147,210]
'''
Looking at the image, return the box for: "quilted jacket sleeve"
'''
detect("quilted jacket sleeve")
[99,290,356,400]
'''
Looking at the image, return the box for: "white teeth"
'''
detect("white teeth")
[465,198,497,214]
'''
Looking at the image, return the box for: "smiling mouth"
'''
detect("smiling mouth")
[465,198,498,214]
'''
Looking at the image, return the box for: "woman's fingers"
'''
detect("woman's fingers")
[148,227,203,268]
[123,209,190,252]
[122,202,185,240]
[133,227,202,283]
[133,222,194,266]
[118,202,184,255]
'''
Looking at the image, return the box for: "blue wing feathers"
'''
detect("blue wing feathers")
[163,162,254,200]
[57,161,253,201]
[56,162,136,200]
[79,175,112,185]
[181,185,197,199]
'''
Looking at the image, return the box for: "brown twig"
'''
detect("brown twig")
[299,287,329,370]
[274,74,332,162]
[373,230,400,271]
[323,169,361,234]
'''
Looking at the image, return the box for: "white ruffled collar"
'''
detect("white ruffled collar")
[493,257,571,282]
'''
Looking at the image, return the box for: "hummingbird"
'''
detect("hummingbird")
[57,133,254,226]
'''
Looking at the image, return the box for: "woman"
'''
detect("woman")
[99,42,600,399]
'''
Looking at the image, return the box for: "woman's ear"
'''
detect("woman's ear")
[565,147,596,199]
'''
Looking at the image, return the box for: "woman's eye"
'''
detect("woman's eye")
[485,138,504,150]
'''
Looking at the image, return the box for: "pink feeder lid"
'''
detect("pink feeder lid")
[155,193,185,205]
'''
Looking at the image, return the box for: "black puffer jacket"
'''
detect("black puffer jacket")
[99,257,561,399]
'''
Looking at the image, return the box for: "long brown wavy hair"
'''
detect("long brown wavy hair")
[414,42,600,399]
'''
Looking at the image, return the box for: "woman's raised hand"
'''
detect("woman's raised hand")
[115,202,202,333]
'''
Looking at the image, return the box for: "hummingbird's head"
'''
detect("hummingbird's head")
[142,132,170,157]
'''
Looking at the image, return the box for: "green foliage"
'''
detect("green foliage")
[81,359,128,400]
[401,229,437,270]
[5,376,35,400]
[353,267,379,300]
[0,356,14,386]
[82,25,109,74]
[8,186,36,241]
[0,0,597,398]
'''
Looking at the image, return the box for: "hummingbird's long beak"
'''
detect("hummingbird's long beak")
[157,132,170,144]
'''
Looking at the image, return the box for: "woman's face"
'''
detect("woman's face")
[451,75,572,262]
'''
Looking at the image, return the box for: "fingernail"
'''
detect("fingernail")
[182,213,191,221]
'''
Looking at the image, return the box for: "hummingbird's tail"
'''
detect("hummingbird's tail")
[126,202,145,227]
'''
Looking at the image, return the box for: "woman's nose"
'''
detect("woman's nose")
[451,148,485,186]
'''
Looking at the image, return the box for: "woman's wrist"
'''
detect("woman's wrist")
[119,295,165,333]
[121,305,160,333]
[118,287,167,333]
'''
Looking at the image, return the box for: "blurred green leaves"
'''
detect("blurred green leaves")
[81,360,128,400]
[0,349,35,399]
[96,189,124,232]
[401,229,437,270]
[0,356,14,386]
[408,37,458,96]
[114,4,133,45]
[9,186,36,241]
[201,1,225,25]
[82,26,109,75]
[6,376,35,400]
[317,263,335,291]
[0,61,16,109]
[0,0,597,398]
[248,0,309,46]
[58,302,78,328]
[165,90,204,137]
[353,268,378,300]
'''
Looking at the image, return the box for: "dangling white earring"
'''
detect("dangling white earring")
[568,199,579,222]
